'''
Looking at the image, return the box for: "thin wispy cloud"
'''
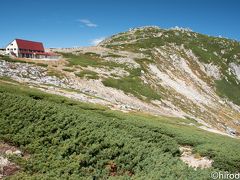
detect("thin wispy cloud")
[77,19,98,27]
[90,37,105,45]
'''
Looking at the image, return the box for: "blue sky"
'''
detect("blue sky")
[0,0,239,48]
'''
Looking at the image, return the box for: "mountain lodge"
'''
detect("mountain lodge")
[5,39,59,59]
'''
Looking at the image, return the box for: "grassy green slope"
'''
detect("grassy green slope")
[0,82,240,179]
[61,52,122,68]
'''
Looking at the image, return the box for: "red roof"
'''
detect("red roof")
[15,39,44,51]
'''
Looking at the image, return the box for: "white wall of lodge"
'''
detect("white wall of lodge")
[5,40,19,57]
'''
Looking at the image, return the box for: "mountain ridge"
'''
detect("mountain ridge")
[1,26,240,137]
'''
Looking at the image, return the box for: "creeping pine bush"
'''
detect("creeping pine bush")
[0,83,240,179]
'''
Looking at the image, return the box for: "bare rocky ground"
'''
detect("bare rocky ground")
[0,142,27,179]
[179,146,213,169]
[0,59,185,118]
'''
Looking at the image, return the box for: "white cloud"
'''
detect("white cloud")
[90,37,105,46]
[78,19,98,27]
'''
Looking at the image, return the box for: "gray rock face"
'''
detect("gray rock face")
[0,156,9,172]
[230,63,240,82]
[0,60,67,87]
[226,126,237,136]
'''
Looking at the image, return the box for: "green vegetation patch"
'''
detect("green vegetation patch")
[102,59,160,101]
[75,70,99,79]
[36,63,48,67]
[47,69,64,78]
[0,82,240,179]
[0,54,14,62]
[61,53,123,69]
[0,55,49,68]
[102,68,161,101]
[0,54,35,64]
[102,53,123,58]
[215,78,240,105]
[62,68,75,72]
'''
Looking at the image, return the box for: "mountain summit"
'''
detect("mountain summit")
[99,26,240,136]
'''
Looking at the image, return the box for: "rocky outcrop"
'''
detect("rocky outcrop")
[179,146,213,169]
[0,143,24,179]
